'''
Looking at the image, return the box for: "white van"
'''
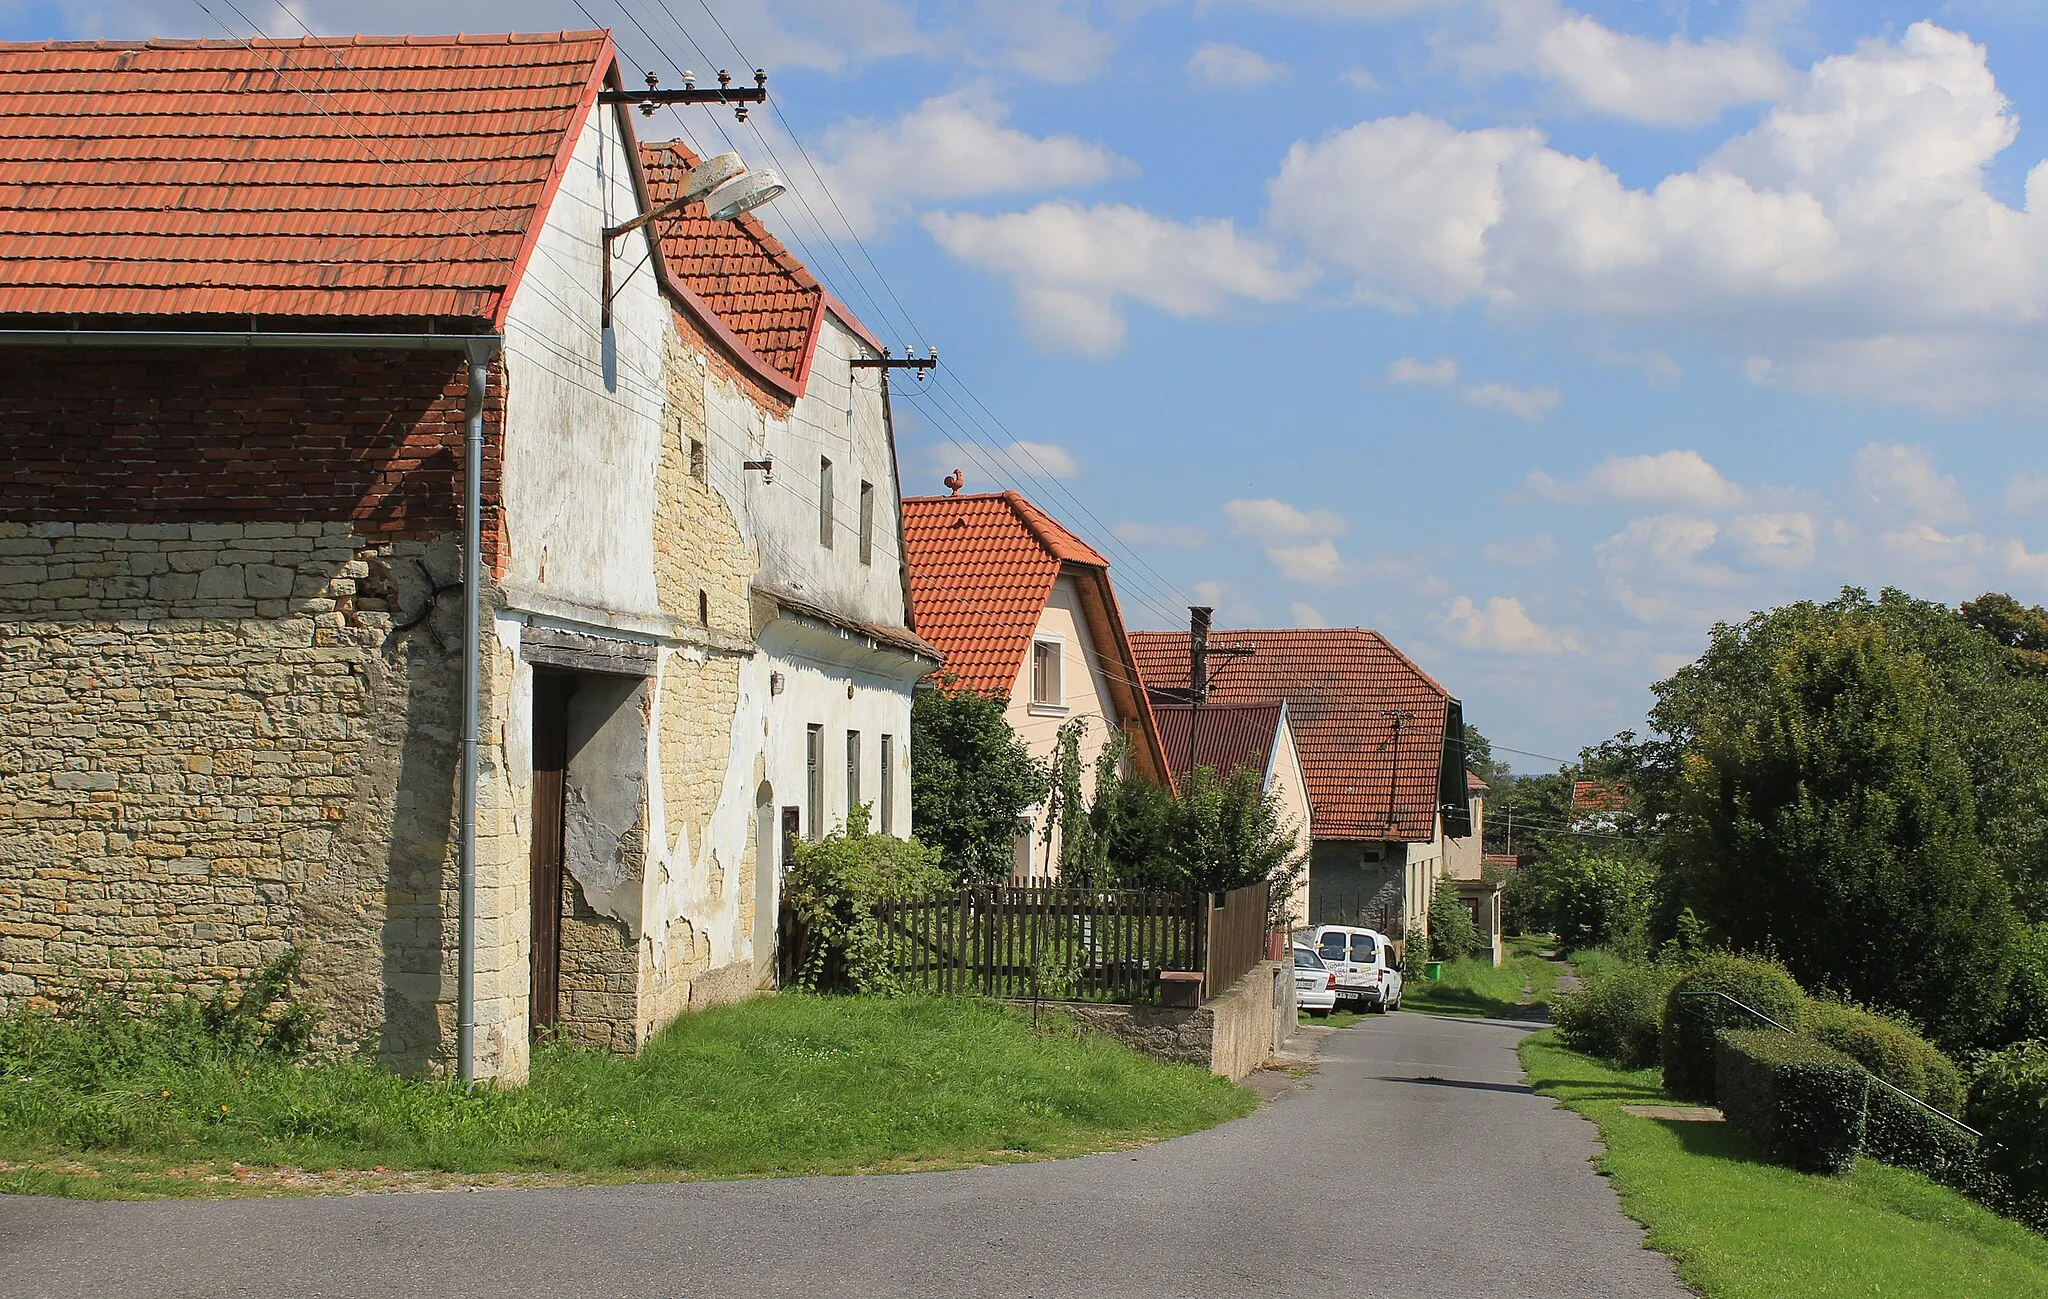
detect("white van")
[1309,925,1403,1012]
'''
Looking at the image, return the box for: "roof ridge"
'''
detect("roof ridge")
[1001,491,1111,569]
[0,32,610,52]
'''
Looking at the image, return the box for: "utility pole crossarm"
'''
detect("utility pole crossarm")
[600,70,768,118]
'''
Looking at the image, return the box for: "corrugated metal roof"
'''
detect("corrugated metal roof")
[1153,701,1282,783]
[1131,628,1452,843]
[0,33,612,321]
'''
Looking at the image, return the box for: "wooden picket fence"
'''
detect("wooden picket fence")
[867,880,1271,1006]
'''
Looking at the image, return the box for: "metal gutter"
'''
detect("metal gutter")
[0,326,500,1085]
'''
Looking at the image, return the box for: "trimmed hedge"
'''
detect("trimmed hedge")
[1663,953,1805,1103]
[1554,960,1680,1069]
[1863,1084,1999,1200]
[1805,998,1965,1113]
[1716,1029,1866,1174]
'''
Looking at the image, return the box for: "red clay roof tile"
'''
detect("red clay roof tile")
[639,140,824,388]
[1153,701,1283,784]
[0,33,612,321]
[1131,628,1452,843]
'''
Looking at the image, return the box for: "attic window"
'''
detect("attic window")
[858,481,875,566]
[1031,639,1063,708]
[689,438,706,482]
[819,457,835,549]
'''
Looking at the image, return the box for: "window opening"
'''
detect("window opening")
[819,457,835,548]
[846,730,861,823]
[858,480,875,565]
[805,724,823,839]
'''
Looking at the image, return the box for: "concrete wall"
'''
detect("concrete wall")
[1053,960,1284,1082]
[1443,793,1486,881]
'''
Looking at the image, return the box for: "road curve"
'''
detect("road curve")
[0,1011,1684,1299]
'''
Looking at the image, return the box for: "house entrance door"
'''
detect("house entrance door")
[529,672,574,1038]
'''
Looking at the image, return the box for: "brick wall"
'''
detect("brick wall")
[0,346,506,570]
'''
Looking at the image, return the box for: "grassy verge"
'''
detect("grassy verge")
[1403,951,1558,1019]
[0,994,1255,1199]
[1564,946,1627,982]
[1299,1008,1371,1029]
[1520,1030,2048,1297]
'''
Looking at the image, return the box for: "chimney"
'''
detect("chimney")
[1189,606,1212,704]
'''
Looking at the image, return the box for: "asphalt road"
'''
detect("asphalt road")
[0,1010,1684,1299]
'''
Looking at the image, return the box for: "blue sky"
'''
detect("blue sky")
[12,0,2048,770]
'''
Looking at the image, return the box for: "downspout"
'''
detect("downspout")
[0,326,501,1082]
[457,339,491,1086]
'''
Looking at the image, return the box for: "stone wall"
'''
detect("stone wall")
[0,520,466,1068]
[0,345,505,1073]
[1048,961,1286,1082]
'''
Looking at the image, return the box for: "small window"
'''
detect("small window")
[1293,948,1324,970]
[689,438,706,482]
[1350,934,1378,962]
[805,724,823,840]
[1031,639,1062,707]
[819,457,835,549]
[879,734,895,834]
[698,589,709,626]
[858,480,875,566]
[846,730,861,823]
[1317,933,1346,962]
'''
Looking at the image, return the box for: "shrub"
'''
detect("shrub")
[1969,1039,2048,1206]
[1715,1029,1866,1175]
[1554,960,1681,1069]
[1428,877,1481,961]
[1662,951,1805,1103]
[1803,997,1965,1113]
[780,807,950,994]
[1863,1085,1999,1203]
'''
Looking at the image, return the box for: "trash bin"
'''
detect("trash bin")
[1423,962,1444,981]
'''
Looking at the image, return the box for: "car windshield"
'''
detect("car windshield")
[1316,935,1346,961]
[1294,949,1324,970]
[1351,935,1377,960]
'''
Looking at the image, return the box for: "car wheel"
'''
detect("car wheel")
[1308,1008,1330,1019]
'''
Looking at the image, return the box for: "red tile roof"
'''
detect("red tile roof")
[0,34,612,322]
[640,140,825,390]
[900,491,1108,693]
[901,491,1171,788]
[1131,628,1454,843]
[1466,770,1490,792]
[1154,701,1282,784]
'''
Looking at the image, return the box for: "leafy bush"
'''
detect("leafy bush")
[1716,1028,1867,1175]
[1662,951,1805,1103]
[780,808,950,994]
[1804,997,1964,1113]
[1554,959,1681,1069]
[1428,877,1481,961]
[1969,1039,2048,1206]
[1863,1085,1999,1203]
[910,677,1045,882]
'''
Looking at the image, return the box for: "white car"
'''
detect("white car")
[1310,925,1402,1012]
[1292,943,1338,1016]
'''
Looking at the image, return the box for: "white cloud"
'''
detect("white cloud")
[2004,472,2048,516]
[1268,539,1345,583]
[1386,356,1459,386]
[814,88,1129,235]
[1724,512,1817,569]
[1289,601,1329,627]
[1529,450,1744,510]
[1223,497,1348,541]
[1187,42,1288,89]
[1441,595,1582,653]
[930,439,1080,481]
[1113,521,1207,548]
[1850,443,1970,525]
[1597,514,1737,623]
[1265,24,2048,409]
[957,0,1117,83]
[925,201,1306,355]
[1464,0,1795,128]
[1461,381,1560,421]
[1483,534,1558,565]
[1341,67,1385,92]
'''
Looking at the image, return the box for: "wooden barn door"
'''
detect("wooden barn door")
[528,673,573,1038]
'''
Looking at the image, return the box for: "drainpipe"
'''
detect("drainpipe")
[457,339,491,1086]
[0,327,500,1082]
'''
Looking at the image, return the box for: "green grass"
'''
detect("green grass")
[1299,1007,1372,1028]
[0,994,1255,1198]
[1565,947,1628,982]
[1403,952,1559,1019]
[1520,1030,2048,1297]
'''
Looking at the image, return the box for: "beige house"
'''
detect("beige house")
[1153,701,1314,926]
[1442,773,1505,964]
[900,490,1172,879]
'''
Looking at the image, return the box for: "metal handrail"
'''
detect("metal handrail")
[1676,990,1982,1139]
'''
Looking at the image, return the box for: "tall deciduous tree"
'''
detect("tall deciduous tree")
[909,678,1044,883]
[1652,589,2028,1048]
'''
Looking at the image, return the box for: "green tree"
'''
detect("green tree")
[1653,590,2026,1049]
[1461,721,1511,787]
[1427,876,1480,960]
[1961,591,2048,677]
[909,677,1044,883]
[1163,765,1308,927]
[782,805,951,994]
[1515,843,1655,956]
